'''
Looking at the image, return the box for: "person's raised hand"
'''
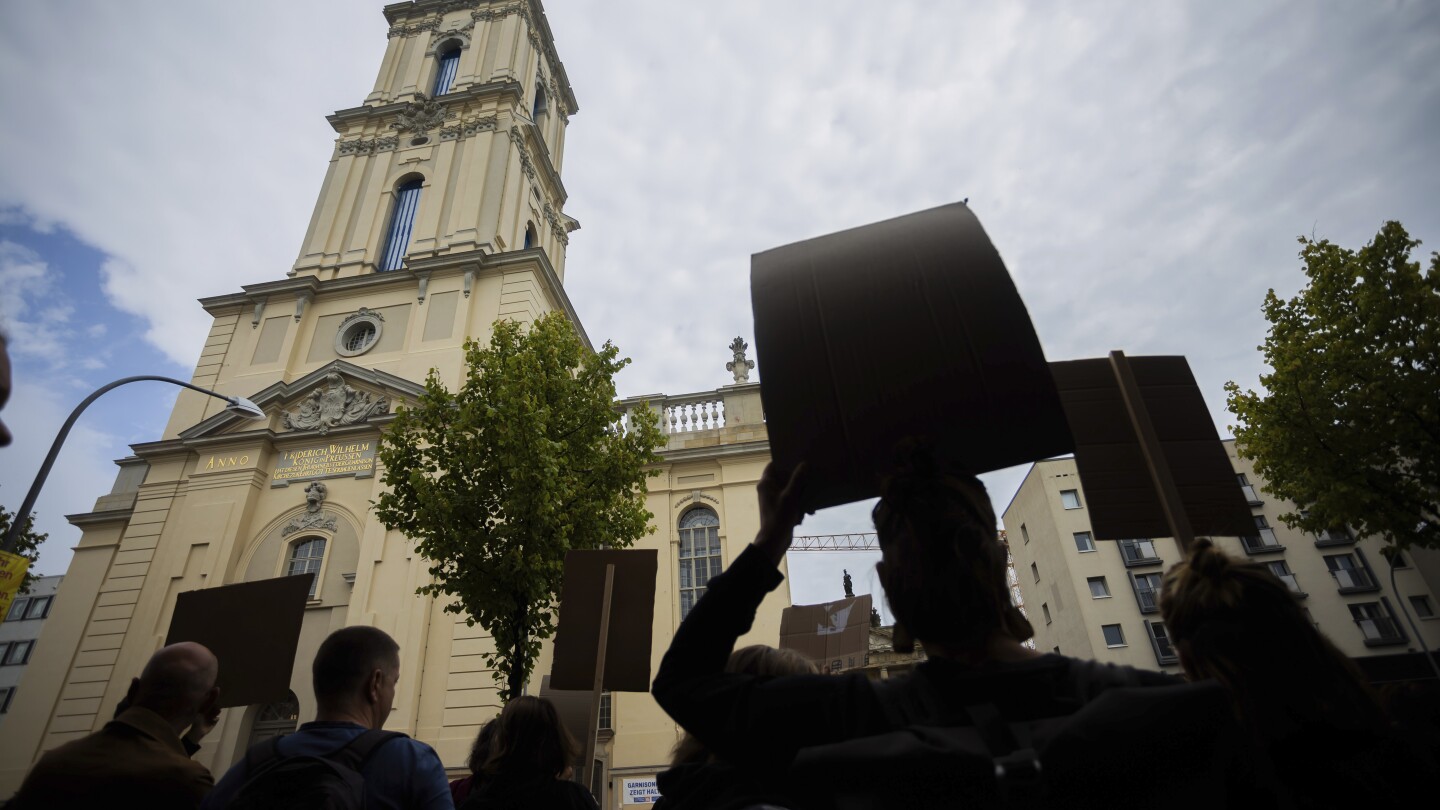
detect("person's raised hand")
[184,693,222,746]
[753,462,810,566]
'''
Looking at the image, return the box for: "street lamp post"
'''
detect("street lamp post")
[1,376,265,555]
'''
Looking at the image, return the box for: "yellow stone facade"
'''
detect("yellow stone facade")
[0,3,786,806]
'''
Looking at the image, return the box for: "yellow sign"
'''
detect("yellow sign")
[0,550,29,620]
[273,441,376,483]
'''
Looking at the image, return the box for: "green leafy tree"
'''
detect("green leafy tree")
[1225,221,1439,552]
[374,313,666,700]
[0,505,46,594]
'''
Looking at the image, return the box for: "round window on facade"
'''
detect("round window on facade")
[335,308,384,357]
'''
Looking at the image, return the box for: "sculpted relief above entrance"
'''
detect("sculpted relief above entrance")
[282,372,390,434]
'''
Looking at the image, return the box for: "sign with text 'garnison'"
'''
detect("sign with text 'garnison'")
[621,778,660,805]
[271,441,376,484]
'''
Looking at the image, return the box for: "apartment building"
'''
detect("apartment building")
[1003,441,1440,678]
[1,576,63,726]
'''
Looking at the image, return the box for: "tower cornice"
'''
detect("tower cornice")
[327,80,524,130]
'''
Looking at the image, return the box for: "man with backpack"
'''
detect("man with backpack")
[202,626,451,810]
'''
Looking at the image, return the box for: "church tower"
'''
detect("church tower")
[0,0,593,791]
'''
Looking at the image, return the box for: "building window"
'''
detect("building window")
[1236,473,1262,505]
[1087,576,1111,599]
[5,597,30,621]
[1146,621,1179,665]
[1119,538,1162,567]
[433,46,461,96]
[1411,595,1435,619]
[0,686,13,713]
[1030,562,1040,583]
[1020,524,1030,545]
[1325,553,1376,593]
[524,221,538,250]
[598,692,612,730]
[1060,490,1082,510]
[533,75,548,118]
[677,507,721,619]
[1101,624,1126,648]
[1042,603,1052,625]
[1241,515,1284,554]
[1,640,35,666]
[1052,646,1060,654]
[334,309,384,358]
[1350,600,1405,646]
[1073,531,1095,553]
[248,691,300,747]
[287,538,327,600]
[1387,551,1409,569]
[1266,560,1304,596]
[1131,572,1163,613]
[379,179,423,272]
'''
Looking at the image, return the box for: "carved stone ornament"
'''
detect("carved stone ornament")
[338,136,400,156]
[391,94,452,139]
[726,337,756,384]
[282,511,337,537]
[282,372,390,435]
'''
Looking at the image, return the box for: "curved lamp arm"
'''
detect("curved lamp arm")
[2,376,264,555]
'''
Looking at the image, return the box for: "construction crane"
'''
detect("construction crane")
[789,533,879,551]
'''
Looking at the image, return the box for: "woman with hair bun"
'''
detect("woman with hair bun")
[1160,538,1429,806]
[461,696,597,810]
[652,452,1177,784]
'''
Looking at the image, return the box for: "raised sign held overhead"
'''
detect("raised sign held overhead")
[164,574,312,708]
[1050,353,1256,545]
[751,202,1073,513]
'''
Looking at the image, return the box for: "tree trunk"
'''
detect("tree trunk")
[506,597,529,700]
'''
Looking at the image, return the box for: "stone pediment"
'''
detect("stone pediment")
[178,361,427,440]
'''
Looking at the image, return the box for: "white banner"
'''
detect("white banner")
[621,777,661,805]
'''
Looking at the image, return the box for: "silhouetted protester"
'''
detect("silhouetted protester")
[450,719,498,807]
[652,455,1178,807]
[460,696,598,810]
[9,642,222,809]
[1161,539,1433,807]
[655,646,818,810]
[202,626,450,810]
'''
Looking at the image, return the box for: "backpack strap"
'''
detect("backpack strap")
[328,729,406,772]
[244,734,286,772]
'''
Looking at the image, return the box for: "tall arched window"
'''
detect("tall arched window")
[379,179,423,272]
[678,507,721,619]
[433,46,461,96]
[287,537,327,599]
[533,76,548,119]
[523,222,538,250]
[248,691,299,747]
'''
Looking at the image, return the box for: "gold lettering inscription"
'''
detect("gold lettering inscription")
[202,454,253,471]
[273,442,377,482]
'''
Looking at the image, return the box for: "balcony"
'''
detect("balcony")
[1119,540,1163,568]
[1331,567,1378,594]
[1314,528,1355,548]
[1356,615,1405,647]
[1135,588,1161,614]
[1148,627,1180,666]
[1275,573,1307,598]
[1239,483,1263,506]
[1240,529,1285,555]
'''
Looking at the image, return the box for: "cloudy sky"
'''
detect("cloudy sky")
[1,1,1437,614]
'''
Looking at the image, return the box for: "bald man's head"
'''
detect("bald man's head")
[130,642,220,726]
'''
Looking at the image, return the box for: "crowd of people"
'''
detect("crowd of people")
[4,452,1437,808]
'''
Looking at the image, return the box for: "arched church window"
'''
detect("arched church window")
[248,690,299,747]
[433,46,461,96]
[677,506,721,619]
[533,77,548,119]
[524,222,538,250]
[379,178,423,272]
[287,537,327,599]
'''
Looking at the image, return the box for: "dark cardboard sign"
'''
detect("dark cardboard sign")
[779,595,872,673]
[1050,356,1256,540]
[164,574,311,708]
[751,202,1074,512]
[549,550,658,692]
